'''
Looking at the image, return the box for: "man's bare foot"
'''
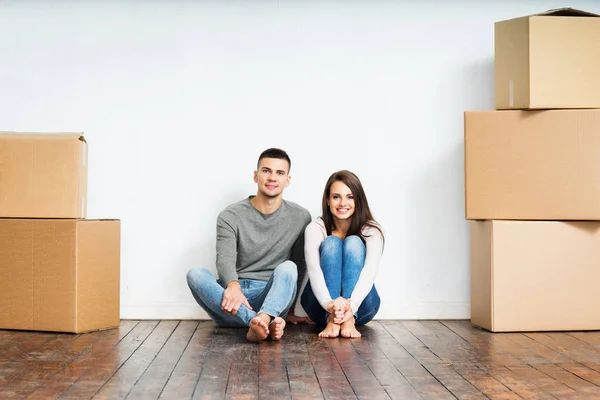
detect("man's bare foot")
[340,317,361,338]
[269,317,286,341]
[247,314,270,342]
[318,315,341,338]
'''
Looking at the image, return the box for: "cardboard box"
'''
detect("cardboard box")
[495,8,600,109]
[0,132,88,218]
[464,109,600,220]
[471,220,600,332]
[0,219,120,333]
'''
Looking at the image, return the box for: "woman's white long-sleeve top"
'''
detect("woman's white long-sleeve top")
[304,217,384,314]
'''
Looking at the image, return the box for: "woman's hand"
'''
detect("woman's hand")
[333,308,353,324]
[327,297,350,323]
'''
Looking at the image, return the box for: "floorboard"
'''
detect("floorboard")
[1,320,600,399]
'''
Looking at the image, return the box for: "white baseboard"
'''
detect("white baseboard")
[120,301,471,320]
[376,301,471,320]
[120,303,211,320]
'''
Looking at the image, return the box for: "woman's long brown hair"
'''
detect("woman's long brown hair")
[321,170,384,247]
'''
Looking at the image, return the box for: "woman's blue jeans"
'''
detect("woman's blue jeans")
[301,235,380,326]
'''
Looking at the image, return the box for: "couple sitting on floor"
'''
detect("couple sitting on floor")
[186,148,384,341]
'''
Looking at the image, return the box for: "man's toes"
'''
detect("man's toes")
[247,317,270,342]
[269,317,286,340]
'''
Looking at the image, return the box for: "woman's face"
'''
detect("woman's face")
[328,180,355,221]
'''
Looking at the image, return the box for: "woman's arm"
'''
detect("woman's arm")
[349,226,384,314]
[304,221,333,311]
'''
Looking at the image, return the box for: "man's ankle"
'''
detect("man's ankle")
[256,312,272,324]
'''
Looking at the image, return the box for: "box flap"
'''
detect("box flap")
[0,131,86,143]
[0,218,120,222]
[465,109,600,220]
[534,8,599,17]
[490,220,600,332]
[0,219,78,332]
[0,131,88,218]
[76,219,121,333]
[470,221,493,331]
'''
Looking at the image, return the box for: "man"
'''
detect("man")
[187,148,312,341]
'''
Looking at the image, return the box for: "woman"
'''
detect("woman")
[301,170,384,338]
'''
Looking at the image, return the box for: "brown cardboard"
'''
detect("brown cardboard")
[471,220,600,332]
[495,8,600,109]
[464,109,600,220]
[0,219,120,333]
[0,132,88,218]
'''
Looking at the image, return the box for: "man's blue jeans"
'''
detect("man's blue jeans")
[186,261,298,327]
[301,235,380,326]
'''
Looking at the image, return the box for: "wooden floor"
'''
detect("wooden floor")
[1,320,600,399]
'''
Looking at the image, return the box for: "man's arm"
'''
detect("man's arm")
[216,211,252,315]
[216,212,239,285]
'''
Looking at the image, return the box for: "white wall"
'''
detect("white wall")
[1,0,598,320]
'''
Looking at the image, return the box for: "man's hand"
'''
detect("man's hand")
[221,281,252,316]
[285,311,315,325]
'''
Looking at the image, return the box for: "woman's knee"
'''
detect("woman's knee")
[343,235,366,258]
[320,235,343,256]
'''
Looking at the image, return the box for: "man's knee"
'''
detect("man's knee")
[274,260,298,282]
[186,267,213,288]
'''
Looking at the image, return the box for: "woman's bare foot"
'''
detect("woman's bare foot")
[269,317,286,341]
[247,313,270,342]
[318,315,341,338]
[340,317,361,338]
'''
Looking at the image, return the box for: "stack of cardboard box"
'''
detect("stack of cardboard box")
[0,132,121,333]
[464,8,600,332]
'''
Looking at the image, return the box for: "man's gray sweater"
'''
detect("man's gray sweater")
[216,196,312,287]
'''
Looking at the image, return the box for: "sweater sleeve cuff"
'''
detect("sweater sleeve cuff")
[320,298,332,311]
[221,272,239,287]
[350,300,359,315]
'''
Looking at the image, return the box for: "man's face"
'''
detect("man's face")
[254,157,291,198]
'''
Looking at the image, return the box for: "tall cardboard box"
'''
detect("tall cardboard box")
[0,219,120,333]
[495,8,600,109]
[464,109,600,220]
[471,220,600,332]
[0,132,88,218]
